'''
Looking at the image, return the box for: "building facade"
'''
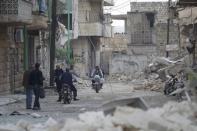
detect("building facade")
[101,2,180,77]
[0,0,32,93]
[71,0,114,78]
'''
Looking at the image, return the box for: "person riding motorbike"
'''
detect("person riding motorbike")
[91,66,104,88]
[61,68,79,101]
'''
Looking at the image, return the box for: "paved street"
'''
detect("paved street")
[0,82,165,124]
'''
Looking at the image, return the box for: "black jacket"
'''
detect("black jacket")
[54,69,63,82]
[29,69,44,86]
[61,72,73,86]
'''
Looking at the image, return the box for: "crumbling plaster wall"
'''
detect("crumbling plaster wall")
[0,26,10,93]
[72,37,92,78]
[72,0,104,77]
[100,34,128,52]
[129,2,179,57]
[127,12,153,45]
[0,26,23,93]
[156,23,179,57]
[78,0,102,23]
[110,53,148,75]
[130,2,168,23]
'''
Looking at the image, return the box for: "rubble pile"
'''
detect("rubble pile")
[0,101,196,131]
[134,57,188,92]
[110,72,144,82]
[144,57,186,81]
[74,77,92,89]
[133,78,164,92]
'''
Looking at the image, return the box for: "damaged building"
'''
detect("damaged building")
[101,2,180,79]
[0,0,50,93]
[0,0,32,93]
[176,0,197,66]
[70,0,114,78]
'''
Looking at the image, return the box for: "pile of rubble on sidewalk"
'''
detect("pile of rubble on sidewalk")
[74,77,92,89]
[0,101,196,131]
[141,56,189,92]
[110,56,190,92]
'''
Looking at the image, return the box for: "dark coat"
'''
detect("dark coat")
[23,70,31,88]
[54,69,63,82]
[61,72,73,86]
[29,69,44,86]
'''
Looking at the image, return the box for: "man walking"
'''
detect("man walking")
[61,68,79,101]
[54,65,63,102]
[23,67,33,109]
[29,63,44,110]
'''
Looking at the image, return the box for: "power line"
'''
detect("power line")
[110,2,130,11]
[113,0,131,8]
[104,0,130,12]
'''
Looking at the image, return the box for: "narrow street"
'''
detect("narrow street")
[0,0,197,130]
[0,82,164,124]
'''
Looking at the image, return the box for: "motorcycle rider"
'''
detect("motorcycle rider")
[91,66,104,88]
[61,68,79,101]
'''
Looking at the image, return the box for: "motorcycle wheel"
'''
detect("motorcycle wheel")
[63,92,72,104]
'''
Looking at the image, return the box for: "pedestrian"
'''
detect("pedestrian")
[23,66,33,109]
[54,65,63,102]
[61,68,79,101]
[29,63,45,110]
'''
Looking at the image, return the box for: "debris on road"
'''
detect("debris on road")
[30,113,42,118]
[0,101,196,131]
[10,111,26,116]
[74,77,91,89]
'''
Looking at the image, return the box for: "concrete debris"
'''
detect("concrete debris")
[30,113,42,118]
[74,77,92,89]
[0,101,196,131]
[145,57,186,80]
[133,79,164,92]
[110,72,144,82]
[10,111,26,116]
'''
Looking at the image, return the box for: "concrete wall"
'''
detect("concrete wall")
[78,0,109,37]
[72,37,93,78]
[130,2,168,23]
[78,0,102,23]
[127,45,157,56]
[79,23,103,36]
[127,12,153,45]
[155,23,179,57]
[100,34,128,52]
[0,26,24,93]
[128,2,179,57]
[110,53,148,75]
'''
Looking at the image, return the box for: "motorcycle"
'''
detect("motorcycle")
[61,84,72,104]
[92,75,103,93]
[164,73,191,101]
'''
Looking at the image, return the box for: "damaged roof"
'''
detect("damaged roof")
[177,0,197,6]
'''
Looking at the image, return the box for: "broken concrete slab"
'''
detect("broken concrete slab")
[30,113,42,118]
[0,95,25,106]
[0,101,196,131]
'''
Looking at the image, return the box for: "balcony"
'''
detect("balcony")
[0,0,32,24]
[27,14,48,30]
[79,22,103,36]
[104,0,114,6]
[27,0,48,30]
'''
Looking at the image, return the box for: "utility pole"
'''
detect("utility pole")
[66,0,72,65]
[50,0,57,86]
[166,0,171,57]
